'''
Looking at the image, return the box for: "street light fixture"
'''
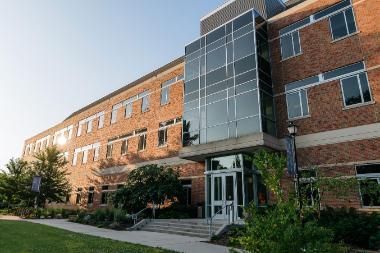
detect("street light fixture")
[287,121,302,210]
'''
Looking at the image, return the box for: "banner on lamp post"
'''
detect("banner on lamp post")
[286,136,297,176]
[31,176,42,193]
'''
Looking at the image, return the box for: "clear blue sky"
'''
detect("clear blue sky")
[0,0,224,167]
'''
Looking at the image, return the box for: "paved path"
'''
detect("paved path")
[0,215,22,221]
[26,219,230,253]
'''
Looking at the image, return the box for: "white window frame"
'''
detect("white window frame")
[329,8,357,42]
[137,133,147,151]
[286,89,309,120]
[340,73,372,108]
[280,30,302,60]
[158,127,168,147]
[121,139,128,155]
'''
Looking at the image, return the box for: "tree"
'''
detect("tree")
[0,158,32,207]
[113,164,184,213]
[31,146,71,207]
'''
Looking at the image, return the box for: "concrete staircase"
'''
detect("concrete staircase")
[139,219,226,239]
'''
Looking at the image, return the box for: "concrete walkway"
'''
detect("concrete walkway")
[26,219,230,253]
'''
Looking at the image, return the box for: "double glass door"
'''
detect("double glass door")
[211,173,237,220]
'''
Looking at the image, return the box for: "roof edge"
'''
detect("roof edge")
[64,56,184,121]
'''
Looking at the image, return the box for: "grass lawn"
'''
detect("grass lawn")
[0,220,177,253]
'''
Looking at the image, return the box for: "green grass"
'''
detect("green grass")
[0,220,177,253]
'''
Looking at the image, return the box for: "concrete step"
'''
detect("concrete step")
[145,224,210,234]
[147,221,221,230]
[142,227,210,239]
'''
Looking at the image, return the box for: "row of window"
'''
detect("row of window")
[74,184,124,206]
[24,75,183,156]
[299,163,380,208]
[280,0,357,60]
[286,62,372,119]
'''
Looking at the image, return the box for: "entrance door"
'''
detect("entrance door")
[211,173,236,220]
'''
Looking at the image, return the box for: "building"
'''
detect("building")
[22,0,380,219]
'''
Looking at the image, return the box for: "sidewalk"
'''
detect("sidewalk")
[26,219,230,253]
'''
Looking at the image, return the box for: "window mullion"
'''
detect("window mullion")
[356,74,364,103]
[298,91,303,116]
[343,10,349,36]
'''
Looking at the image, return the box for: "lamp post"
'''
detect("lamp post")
[287,122,302,210]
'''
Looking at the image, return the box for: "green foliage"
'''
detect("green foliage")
[31,146,71,206]
[0,158,33,206]
[318,207,380,250]
[156,203,198,219]
[252,150,287,202]
[232,202,348,253]
[113,164,184,213]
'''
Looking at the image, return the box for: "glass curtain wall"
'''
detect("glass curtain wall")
[183,10,276,146]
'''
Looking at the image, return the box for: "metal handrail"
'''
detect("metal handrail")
[130,207,148,225]
[207,202,234,239]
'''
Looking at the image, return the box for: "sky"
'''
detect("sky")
[0,0,224,168]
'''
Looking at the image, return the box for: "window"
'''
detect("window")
[121,139,128,155]
[82,150,88,164]
[158,128,168,147]
[329,8,357,41]
[139,91,150,112]
[117,184,124,189]
[111,103,121,124]
[72,151,79,166]
[87,120,93,133]
[298,170,319,207]
[77,122,84,137]
[340,73,371,107]
[357,164,380,207]
[125,102,132,118]
[87,186,94,205]
[93,146,100,161]
[280,31,301,60]
[101,185,110,205]
[161,83,170,105]
[137,129,147,151]
[286,89,309,119]
[76,188,82,205]
[106,143,113,159]
[98,114,104,128]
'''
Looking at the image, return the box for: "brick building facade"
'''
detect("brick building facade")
[22,0,380,217]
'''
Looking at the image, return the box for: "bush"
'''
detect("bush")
[231,202,348,253]
[157,203,198,219]
[318,207,380,250]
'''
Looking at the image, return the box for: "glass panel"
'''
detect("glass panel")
[257,175,268,206]
[206,99,227,126]
[345,8,357,34]
[182,131,199,146]
[226,42,233,64]
[357,164,380,175]
[185,59,199,81]
[235,70,256,85]
[185,78,199,94]
[287,92,302,118]
[234,23,253,39]
[237,172,243,205]
[359,179,380,207]
[225,176,234,201]
[184,100,198,112]
[206,67,228,87]
[323,62,364,80]
[245,174,254,204]
[341,76,362,106]
[330,12,348,40]
[161,87,169,105]
[186,39,200,55]
[234,54,256,76]
[183,109,199,132]
[314,0,350,20]
[280,17,311,35]
[233,12,253,31]
[359,73,371,102]
[207,90,227,104]
[286,75,319,92]
[280,33,294,59]
[125,103,132,118]
[184,91,199,103]
[207,124,228,143]
[292,31,301,55]
[234,32,255,61]
[207,26,225,45]
[214,177,222,201]
[260,92,275,119]
[210,155,242,170]
[237,116,260,137]
[300,90,309,115]
[200,106,206,129]
[262,118,276,136]
[228,121,236,138]
[236,90,259,119]
[207,46,226,73]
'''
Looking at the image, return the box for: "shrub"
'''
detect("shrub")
[157,203,198,219]
[231,202,348,253]
[94,209,106,222]
[318,207,380,250]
